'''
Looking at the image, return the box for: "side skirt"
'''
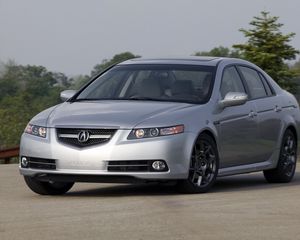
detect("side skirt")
[218,149,280,177]
[218,160,274,177]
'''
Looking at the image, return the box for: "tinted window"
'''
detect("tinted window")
[76,65,216,104]
[238,66,267,99]
[259,73,273,96]
[220,66,245,99]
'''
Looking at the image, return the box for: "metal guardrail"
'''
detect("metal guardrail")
[0,146,20,164]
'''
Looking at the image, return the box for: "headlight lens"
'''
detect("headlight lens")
[25,124,47,138]
[128,125,184,139]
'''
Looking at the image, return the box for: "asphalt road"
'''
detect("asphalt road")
[1,164,300,240]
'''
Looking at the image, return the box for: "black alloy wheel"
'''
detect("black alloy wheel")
[178,133,219,193]
[264,129,297,183]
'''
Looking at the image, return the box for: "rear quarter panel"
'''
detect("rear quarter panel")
[278,91,300,149]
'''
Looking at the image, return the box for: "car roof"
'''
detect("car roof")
[119,57,224,66]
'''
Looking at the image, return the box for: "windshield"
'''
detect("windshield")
[75,64,216,104]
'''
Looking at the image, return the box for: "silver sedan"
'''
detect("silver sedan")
[19,57,300,194]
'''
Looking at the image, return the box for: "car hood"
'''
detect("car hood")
[46,101,195,129]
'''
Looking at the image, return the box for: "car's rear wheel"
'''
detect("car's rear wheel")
[24,176,74,195]
[264,129,297,183]
[177,133,219,193]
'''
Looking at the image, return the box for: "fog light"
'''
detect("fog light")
[21,157,28,168]
[152,160,166,171]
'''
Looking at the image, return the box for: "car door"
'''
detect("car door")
[215,66,259,168]
[237,66,282,163]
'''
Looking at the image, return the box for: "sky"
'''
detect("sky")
[0,0,299,76]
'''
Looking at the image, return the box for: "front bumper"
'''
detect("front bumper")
[19,128,196,181]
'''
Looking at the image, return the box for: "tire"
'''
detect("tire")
[264,129,297,183]
[177,133,219,193]
[24,176,74,195]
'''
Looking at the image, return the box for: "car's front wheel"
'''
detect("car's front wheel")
[264,129,297,183]
[177,133,219,193]
[24,176,74,195]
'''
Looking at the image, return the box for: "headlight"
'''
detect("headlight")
[128,125,184,139]
[24,124,47,138]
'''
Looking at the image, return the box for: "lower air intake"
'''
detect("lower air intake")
[26,157,56,170]
[107,160,168,172]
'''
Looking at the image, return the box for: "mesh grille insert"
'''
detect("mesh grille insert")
[56,128,117,148]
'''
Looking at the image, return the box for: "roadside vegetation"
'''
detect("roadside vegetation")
[0,11,300,149]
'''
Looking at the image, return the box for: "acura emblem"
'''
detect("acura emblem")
[78,130,90,143]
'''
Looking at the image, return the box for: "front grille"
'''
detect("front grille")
[107,160,168,172]
[56,128,117,148]
[28,157,56,170]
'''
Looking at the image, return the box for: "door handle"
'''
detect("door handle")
[274,105,282,112]
[248,111,257,118]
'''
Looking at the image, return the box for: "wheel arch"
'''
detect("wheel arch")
[286,125,298,146]
[198,129,217,144]
[186,127,220,172]
[179,128,219,193]
[192,128,219,154]
[277,112,299,150]
[272,123,299,168]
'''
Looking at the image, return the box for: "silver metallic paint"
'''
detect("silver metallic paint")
[19,58,300,181]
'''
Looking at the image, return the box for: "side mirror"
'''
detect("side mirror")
[219,92,248,109]
[60,90,76,101]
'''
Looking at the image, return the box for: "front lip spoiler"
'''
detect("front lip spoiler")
[32,173,175,184]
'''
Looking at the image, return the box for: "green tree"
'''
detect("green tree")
[194,46,241,58]
[291,60,300,75]
[290,60,300,101]
[0,63,67,148]
[69,74,90,90]
[233,11,299,91]
[91,52,140,76]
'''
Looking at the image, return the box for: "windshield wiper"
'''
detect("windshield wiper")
[71,97,185,103]
[124,96,163,101]
[71,98,119,102]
